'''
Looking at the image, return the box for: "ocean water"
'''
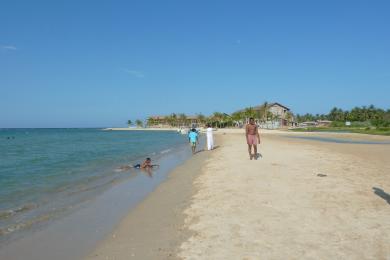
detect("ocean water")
[0,128,188,241]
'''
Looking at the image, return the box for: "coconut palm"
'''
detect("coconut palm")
[127,120,132,127]
[146,117,155,126]
[261,102,269,122]
[242,107,256,124]
[211,112,223,128]
[178,113,187,126]
[196,113,206,126]
[231,111,244,127]
[285,112,293,126]
[135,119,143,128]
[167,113,177,127]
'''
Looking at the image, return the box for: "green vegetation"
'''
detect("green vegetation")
[135,119,143,128]
[294,105,390,136]
[296,105,390,127]
[141,104,390,136]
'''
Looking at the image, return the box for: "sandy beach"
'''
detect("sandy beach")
[87,131,390,259]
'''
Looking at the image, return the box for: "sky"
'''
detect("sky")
[1,0,389,128]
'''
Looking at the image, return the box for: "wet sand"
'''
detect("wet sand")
[87,131,390,259]
[0,144,196,260]
[85,145,210,260]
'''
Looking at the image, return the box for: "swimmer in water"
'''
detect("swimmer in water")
[118,158,159,171]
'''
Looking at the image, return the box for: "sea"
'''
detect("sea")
[0,128,192,246]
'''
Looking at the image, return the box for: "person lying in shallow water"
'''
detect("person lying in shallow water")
[118,158,159,171]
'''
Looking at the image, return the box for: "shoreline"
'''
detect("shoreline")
[85,138,212,259]
[2,131,389,259]
[102,127,178,131]
[0,137,202,260]
[88,131,389,259]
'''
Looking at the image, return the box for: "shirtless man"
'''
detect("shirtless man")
[245,117,260,160]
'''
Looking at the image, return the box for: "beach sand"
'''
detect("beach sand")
[87,131,390,259]
[85,144,210,260]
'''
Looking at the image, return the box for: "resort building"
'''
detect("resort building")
[237,102,295,128]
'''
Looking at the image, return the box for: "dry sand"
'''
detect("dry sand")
[87,131,390,259]
[179,133,390,259]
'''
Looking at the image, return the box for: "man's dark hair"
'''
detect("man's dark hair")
[249,117,254,120]
[146,157,151,161]
[191,128,196,132]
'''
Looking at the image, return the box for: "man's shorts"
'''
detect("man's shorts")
[247,135,258,145]
[190,141,197,147]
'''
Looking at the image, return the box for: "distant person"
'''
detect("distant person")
[188,128,199,154]
[206,124,214,150]
[118,158,159,171]
[245,117,260,160]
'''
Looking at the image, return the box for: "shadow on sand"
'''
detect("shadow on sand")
[195,146,221,154]
[373,187,390,205]
[194,149,205,154]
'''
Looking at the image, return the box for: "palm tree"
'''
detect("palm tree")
[171,113,178,127]
[231,111,243,127]
[261,102,269,123]
[196,113,206,126]
[178,113,187,126]
[211,112,221,128]
[135,119,143,128]
[127,120,132,127]
[243,107,256,124]
[285,112,293,127]
[231,112,243,124]
[146,117,155,127]
[222,113,232,127]
[166,113,177,127]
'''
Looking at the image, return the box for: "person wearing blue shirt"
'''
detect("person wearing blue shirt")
[188,128,199,154]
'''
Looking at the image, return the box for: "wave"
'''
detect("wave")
[0,203,38,220]
[160,149,172,154]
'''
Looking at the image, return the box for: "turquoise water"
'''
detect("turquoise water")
[0,128,187,239]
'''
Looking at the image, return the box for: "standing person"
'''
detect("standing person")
[245,117,260,160]
[188,128,199,154]
[206,124,214,150]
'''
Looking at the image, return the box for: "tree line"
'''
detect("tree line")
[129,102,293,128]
[296,105,390,127]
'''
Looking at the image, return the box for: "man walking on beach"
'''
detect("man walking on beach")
[246,117,260,160]
[188,128,199,155]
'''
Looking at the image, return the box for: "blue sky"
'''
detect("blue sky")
[1,0,389,127]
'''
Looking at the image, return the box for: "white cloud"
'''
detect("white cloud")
[0,45,17,51]
[123,69,145,78]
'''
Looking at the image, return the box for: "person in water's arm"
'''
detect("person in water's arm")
[245,117,260,160]
[188,128,199,155]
